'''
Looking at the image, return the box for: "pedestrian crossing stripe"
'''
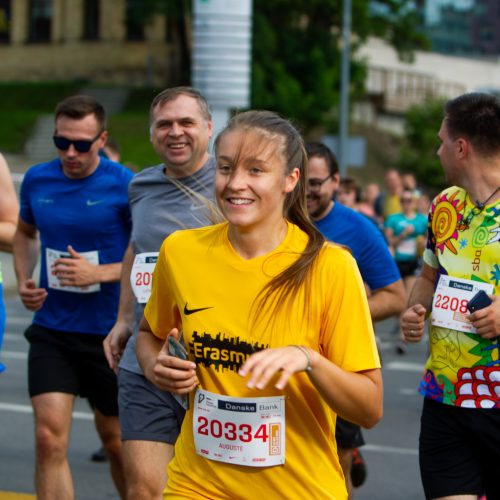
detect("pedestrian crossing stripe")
[0,493,35,499]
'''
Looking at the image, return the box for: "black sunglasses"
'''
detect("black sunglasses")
[53,131,103,153]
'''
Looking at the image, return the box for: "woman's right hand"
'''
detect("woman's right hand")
[149,329,199,394]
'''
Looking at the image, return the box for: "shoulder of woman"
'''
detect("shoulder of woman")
[319,241,355,265]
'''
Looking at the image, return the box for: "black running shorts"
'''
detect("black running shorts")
[420,397,500,499]
[25,323,118,416]
[336,416,365,449]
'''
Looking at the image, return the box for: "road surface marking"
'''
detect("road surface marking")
[364,443,418,456]
[0,493,35,499]
[0,402,93,420]
[0,351,27,360]
[385,361,424,372]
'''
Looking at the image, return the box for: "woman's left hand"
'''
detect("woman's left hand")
[239,345,314,391]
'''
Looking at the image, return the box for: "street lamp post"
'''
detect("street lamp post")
[339,0,351,178]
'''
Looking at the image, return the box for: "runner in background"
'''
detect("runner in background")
[13,95,132,499]
[0,153,19,373]
[385,189,427,354]
[306,141,404,498]
[103,87,218,500]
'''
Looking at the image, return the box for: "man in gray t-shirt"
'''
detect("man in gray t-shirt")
[104,87,217,499]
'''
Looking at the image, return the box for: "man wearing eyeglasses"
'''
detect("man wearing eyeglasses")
[306,141,405,498]
[13,95,133,499]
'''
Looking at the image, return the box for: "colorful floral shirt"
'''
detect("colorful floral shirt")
[420,186,500,408]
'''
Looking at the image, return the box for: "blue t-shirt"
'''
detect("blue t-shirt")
[314,203,400,290]
[20,157,133,335]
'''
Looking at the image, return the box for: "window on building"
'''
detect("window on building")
[479,26,493,43]
[126,0,145,41]
[83,0,100,40]
[28,0,52,42]
[0,0,10,43]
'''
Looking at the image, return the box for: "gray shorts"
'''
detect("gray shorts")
[118,368,185,444]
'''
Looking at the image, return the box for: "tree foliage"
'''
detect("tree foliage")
[126,0,192,83]
[398,98,446,193]
[128,1,428,132]
[252,0,428,132]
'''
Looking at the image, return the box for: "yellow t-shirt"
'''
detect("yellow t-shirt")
[145,222,380,499]
[383,193,402,218]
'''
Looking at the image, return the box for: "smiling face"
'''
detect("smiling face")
[215,129,299,234]
[306,155,338,220]
[150,94,212,177]
[55,113,106,179]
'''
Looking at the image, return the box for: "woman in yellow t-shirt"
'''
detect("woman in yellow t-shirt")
[137,110,383,499]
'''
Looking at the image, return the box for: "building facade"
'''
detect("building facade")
[420,0,500,57]
[0,0,182,86]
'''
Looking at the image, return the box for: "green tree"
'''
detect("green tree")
[398,98,446,192]
[252,0,428,132]
[128,1,427,132]
[126,0,192,83]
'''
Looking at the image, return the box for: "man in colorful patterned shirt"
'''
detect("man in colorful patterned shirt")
[401,92,500,500]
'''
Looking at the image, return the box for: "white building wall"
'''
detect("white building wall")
[358,37,500,113]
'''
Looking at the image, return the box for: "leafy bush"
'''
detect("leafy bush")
[398,98,446,192]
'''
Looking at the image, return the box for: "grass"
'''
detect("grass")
[0,82,80,153]
[0,110,40,153]
[108,87,164,169]
[0,82,162,169]
[108,112,160,169]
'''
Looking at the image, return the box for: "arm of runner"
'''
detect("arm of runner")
[239,347,383,429]
[53,245,121,286]
[368,278,406,322]
[104,243,136,371]
[0,154,19,253]
[136,318,198,394]
[400,262,436,342]
[383,226,396,248]
[13,218,48,311]
[468,295,500,339]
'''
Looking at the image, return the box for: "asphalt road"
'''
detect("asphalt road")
[0,295,427,499]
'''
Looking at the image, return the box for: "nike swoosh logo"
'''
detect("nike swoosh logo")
[184,303,213,315]
[86,200,103,206]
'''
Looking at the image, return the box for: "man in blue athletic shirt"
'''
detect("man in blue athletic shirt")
[13,95,132,499]
[306,142,405,498]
